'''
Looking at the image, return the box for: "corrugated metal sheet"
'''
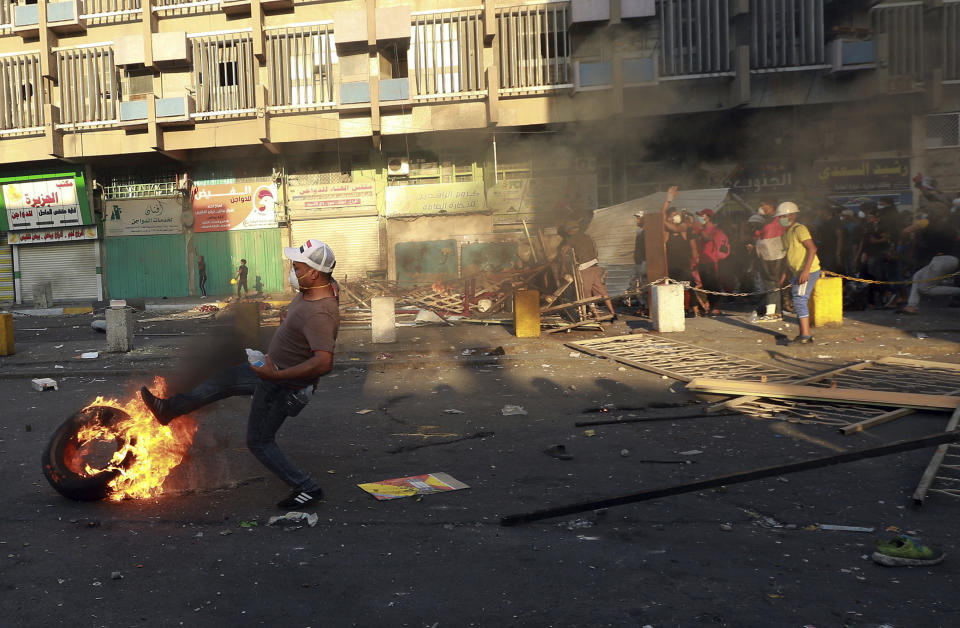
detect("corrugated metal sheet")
[588,189,731,266]
[0,232,13,302]
[290,216,381,283]
[105,235,188,299]
[18,241,101,303]
[194,228,285,296]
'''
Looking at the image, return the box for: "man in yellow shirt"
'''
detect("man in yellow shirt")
[777,202,821,344]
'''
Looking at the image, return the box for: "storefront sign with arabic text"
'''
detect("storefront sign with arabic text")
[386,182,485,217]
[2,178,83,230]
[8,226,98,245]
[105,197,183,236]
[815,158,911,192]
[192,183,279,232]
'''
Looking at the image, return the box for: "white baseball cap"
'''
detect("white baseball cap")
[774,201,799,217]
[284,239,336,273]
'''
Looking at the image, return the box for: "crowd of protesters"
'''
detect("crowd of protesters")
[627,178,960,343]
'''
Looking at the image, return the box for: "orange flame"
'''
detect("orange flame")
[74,377,198,501]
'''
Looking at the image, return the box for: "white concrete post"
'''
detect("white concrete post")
[371,296,396,343]
[106,305,134,352]
[651,283,685,332]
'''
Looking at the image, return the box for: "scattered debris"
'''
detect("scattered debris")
[561,518,595,530]
[444,408,465,414]
[110,571,123,580]
[501,404,528,416]
[583,429,596,437]
[91,320,107,333]
[678,450,703,456]
[30,378,58,392]
[619,449,630,457]
[816,524,875,533]
[544,444,573,460]
[355,409,375,415]
[358,472,470,501]
[388,431,493,454]
[80,352,99,359]
[267,512,319,528]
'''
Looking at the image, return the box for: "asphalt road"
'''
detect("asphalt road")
[2,308,959,627]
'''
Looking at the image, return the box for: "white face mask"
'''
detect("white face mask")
[289,267,308,289]
[779,217,792,227]
[670,214,682,224]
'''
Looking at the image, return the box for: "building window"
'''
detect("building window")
[926,113,960,149]
[659,0,732,76]
[411,9,485,96]
[265,24,336,108]
[56,46,119,124]
[191,34,255,113]
[750,0,825,70]
[102,171,180,200]
[379,42,408,79]
[387,154,474,186]
[497,2,571,90]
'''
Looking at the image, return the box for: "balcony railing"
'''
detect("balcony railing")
[191,33,256,115]
[497,1,571,92]
[80,0,142,25]
[56,46,119,124]
[946,1,960,82]
[265,23,336,110]
[0,53,44,131]
[0,0,13,28]
[751,0,825,70]
[873,1,923,80]
[658,0,731,77]
[412,8,485,98]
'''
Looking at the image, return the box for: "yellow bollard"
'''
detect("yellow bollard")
[514,289,541,338]
[0,313,13,356]
[810,276,843,328]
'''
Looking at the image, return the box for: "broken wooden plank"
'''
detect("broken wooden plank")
[500,430,960,526]
[544,315,612,334]
[686,377,960,411]
[876,357,960,371]
[708,361,876,414]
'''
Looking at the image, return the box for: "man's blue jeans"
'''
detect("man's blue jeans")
[165,363,319,492]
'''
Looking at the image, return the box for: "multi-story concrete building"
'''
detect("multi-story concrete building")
[0,0,957,303]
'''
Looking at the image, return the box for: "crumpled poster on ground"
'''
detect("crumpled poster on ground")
[357,472,470,501]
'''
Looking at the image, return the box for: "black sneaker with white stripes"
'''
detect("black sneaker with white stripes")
[278,488,324,509]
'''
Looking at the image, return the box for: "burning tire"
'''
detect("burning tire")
[42,405,133,501]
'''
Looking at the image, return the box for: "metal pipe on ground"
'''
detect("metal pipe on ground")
[500,430,960,526]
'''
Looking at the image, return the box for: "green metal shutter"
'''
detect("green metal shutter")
[104,235,188,299]
[194,228,284,297]
[0,233,13,303]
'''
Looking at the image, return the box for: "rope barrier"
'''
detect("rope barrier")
[617,267,960,301]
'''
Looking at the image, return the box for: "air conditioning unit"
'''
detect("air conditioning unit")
[828,39,876,73]
[387,157,409,177]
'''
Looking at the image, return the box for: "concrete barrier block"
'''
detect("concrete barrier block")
[514,290,541,338]
[0,313,14,356]
[33,282,53,309]
[651,284,685,332]
[106,306,134,352]
[372,297,396,343]
[810,276,843,327]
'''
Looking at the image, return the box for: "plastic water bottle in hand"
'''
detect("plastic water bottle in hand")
[245,348,266,367]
